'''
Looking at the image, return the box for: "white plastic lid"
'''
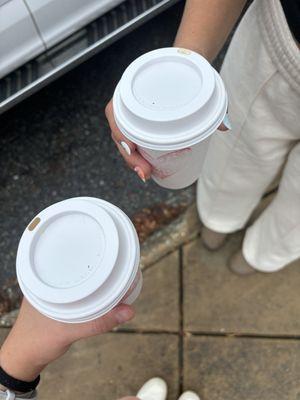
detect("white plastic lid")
[113,48,227,151]
[16,198,141,323]
[17,199,119,304]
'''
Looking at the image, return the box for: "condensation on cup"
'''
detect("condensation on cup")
[16,197,142,323]
[113,47,228,189]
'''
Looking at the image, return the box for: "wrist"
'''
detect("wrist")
[0,364,40,396]
[0,346,44,382]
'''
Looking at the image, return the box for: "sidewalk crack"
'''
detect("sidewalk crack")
[178,246,184,395]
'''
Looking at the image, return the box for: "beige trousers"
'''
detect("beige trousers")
[197,0,300,272]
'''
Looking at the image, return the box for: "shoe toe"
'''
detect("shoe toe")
[136,377,167,400]
[201,226,227,251]
[229,250,256,276]
[178,391,200,400]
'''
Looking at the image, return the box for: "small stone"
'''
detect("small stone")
[0,309,19,328]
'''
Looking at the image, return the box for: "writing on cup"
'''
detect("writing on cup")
[139,147,192,180]
[28,217,41,231]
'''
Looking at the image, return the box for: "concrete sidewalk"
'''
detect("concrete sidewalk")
[1,203,300,400]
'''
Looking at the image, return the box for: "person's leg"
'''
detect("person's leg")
[229,0,300,274]
[241,142,300,272]
[197,0,299,242]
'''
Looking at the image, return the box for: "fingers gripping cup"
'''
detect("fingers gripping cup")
[113,48,228,189]
[16,197,142,323]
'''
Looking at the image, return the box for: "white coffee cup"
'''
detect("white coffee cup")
[16,197,142,323]
[113,47,228,189]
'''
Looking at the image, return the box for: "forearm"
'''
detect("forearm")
[0,300,66,384]
[174,0,247,62]
[0,329,43,397]
[0,299,133,394]
[0,332,48,382]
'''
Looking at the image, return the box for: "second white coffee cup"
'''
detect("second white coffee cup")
[113,47,228,189]
[16,197,142,323]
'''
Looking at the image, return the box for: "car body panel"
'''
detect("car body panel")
[25,0,126,48]
[0,0,179,114]
[0,0,45,78]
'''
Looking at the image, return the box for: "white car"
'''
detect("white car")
[0,0,177,114]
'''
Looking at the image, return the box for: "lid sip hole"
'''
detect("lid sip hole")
[28,217,41,231]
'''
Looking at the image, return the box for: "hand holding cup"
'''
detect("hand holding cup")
[106,100,152,183]
[106,48,231,188]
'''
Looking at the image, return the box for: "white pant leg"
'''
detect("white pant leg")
[197,0,300,235]
[244,142,300,272]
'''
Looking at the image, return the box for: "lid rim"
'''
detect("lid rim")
[114,62,227,151]
[19,237,140,321]
[114,72,228,151]
[17,198,141,322]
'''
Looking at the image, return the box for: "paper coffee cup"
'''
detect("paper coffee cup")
[16,197,142,323]
[113,47,228,189]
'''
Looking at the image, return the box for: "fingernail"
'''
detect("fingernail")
[223,114,232,130]
[120,141,131,156]
[134,166,146,183]
[116,307,134,324]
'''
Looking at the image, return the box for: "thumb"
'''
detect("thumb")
[71,305,135,340]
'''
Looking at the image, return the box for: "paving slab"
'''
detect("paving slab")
[39,333,179,400]
[184,335,300,400]
[183,235,300,335]
[124,251,180,332]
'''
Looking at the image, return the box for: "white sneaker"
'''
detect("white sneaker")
[178,391,200,400]
[136,377,167,400]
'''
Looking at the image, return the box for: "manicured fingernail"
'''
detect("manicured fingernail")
[223,114,232,130]
[120,141,131,156]
[134,166,146,183]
